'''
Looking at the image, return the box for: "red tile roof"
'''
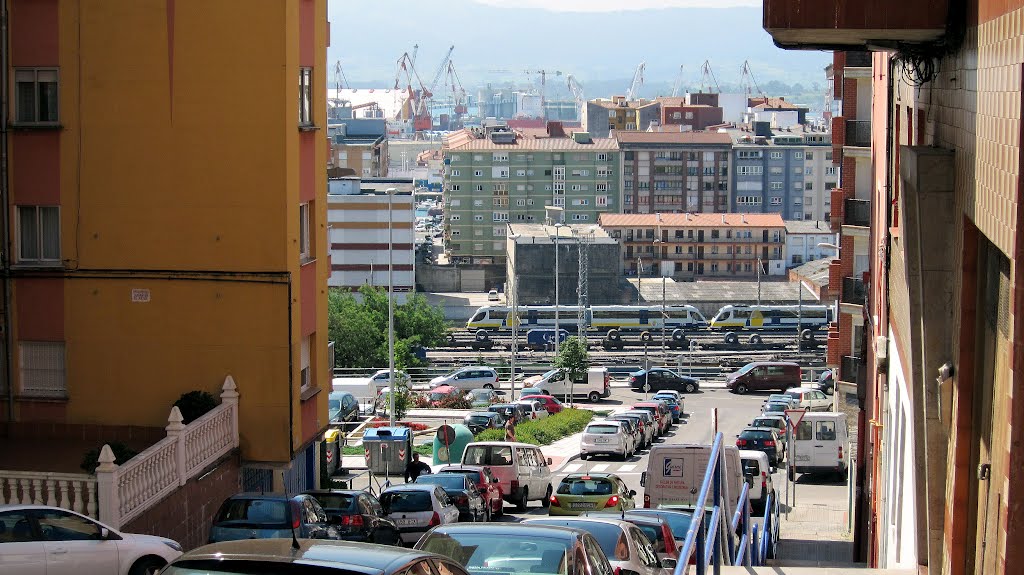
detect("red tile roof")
[614,131,732,145]
[599,213,786,228]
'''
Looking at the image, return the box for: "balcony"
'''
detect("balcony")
[844,120,871,147]
[843,198,870,227]
[841,276,865,305]
[764,0,948,50]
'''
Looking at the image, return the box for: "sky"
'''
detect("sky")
[470,0,762,10]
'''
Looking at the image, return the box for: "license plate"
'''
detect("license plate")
[569,502,596,509]
[796,455,810,461]
[397,518,419,526]
[595,438,610,444]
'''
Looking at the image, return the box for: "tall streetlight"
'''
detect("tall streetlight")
[386,187,397,427]
[653,238,666,353]
[756,256,763,305]
[553,222,564,356]
[508,232,520,397]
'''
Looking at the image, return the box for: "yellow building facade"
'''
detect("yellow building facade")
[3,0,329,474]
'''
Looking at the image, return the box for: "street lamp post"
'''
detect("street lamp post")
[554,222,564,356]
[386,188,397,427]
[508,233,520,397]
[756,256,762,306]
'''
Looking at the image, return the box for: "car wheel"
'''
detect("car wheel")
[580,453,589,461]
[484,505,492,522]
[517,488,529,511]
[736,383,748,394]
[542,485,553,508]
[643,382,652,392]
[685,382,697,393]
[483,383,494,389]
[589,391,601,402]
[129,557,167,575]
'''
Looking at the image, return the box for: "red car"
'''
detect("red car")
[428,385,460,407]
[633,401,673,435]
[527,394,564,414]
[437,464,505,518]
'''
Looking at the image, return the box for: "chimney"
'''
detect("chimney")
[741,214,747,224]
[721,214,726,224]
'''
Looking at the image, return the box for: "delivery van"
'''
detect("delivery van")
[790,412,849,477]
[640,443,743,519]
[522,366,611,403]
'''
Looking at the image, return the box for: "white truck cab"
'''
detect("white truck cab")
[790,412,849,477]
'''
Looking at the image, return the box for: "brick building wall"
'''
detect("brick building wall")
[122,451,240,551]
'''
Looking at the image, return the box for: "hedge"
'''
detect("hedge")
[475,408,593,446]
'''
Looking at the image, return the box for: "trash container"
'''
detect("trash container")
[432,424,473,466]
[362,427,413,475]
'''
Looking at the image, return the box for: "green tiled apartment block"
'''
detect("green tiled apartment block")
[442,131,621,263]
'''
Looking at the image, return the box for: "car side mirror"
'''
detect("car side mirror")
[628,490,636,497]
[547,457,553,466]
[100,527,121,541]
[661,559,678,570]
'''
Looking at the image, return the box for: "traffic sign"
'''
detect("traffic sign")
[785,408,806,430]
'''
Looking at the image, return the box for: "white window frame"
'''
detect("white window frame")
[17,205,60,264]
[19,342,65,397]
[474,169,484,177]
[299,67,313,126]
[300,336,311,392]
[298,203,311,260]
[15,68,59,125]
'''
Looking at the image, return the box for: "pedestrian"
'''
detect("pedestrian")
[505,414,517,442]
[404,452,432,483]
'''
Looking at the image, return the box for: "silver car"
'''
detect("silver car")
[379,484,460,544]
[581,420,635,461]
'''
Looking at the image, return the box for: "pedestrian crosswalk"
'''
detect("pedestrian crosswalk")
[560,461,644,475]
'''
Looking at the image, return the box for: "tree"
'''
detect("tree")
[554,336,589,383]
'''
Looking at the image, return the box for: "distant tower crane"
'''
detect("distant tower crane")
[698,60,721,93]
[410,44,419,68]
[740,60,767,102]
[392,51,431,136]
[330,60,350,109]
[445,60,468,128]
[670,65,685,97]
[566,74,585,121]
[626,62,645,101]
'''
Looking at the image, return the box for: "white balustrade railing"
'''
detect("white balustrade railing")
[96,376,239,528]
[0,471,98,518]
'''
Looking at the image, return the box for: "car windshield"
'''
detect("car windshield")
[783,392,802,400]
[764,404,786,413]
[442,470,481,484]
[380,490,432,513]
[470,390,490,399]
[521,388,543,396]
[629,510,694,540]
[164,564,369,575]
[463,445,514,466]
[585,425,619,435]
[467,415,492,424]
[736,364,756,375]
[740,430,775,440]
[527,520,625,560]
[214,499,289,527]
[542,369,559,378]
[421,532,571,575]
[653,395,677,404]
[308,493,356,511]
[417,475,466,490]
[557,478,615,495]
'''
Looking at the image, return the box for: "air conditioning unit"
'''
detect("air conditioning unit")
[874,335,888,359]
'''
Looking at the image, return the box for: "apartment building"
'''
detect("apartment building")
[784,220,836,267]
[615,131,733,214]
[582,97,661,137]
[766,0,1024,571]
[442,126,620,264]
[327,179,414,292]
[656,93,725,131]
[730,131,836,221]
[599,213,786,280]
[2,0,330,490]
[328,119,388,177]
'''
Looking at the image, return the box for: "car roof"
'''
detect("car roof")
[754,414,786,421]
[174,539,437,572]
[427,523,584,540]
[303,489,365,496]
[382,484,439,493]
[222,493,302,502]
[562,472,617,480]
[467,411,498,417]
[466,441,537,448]
[586,512,665,525]
[587,420,625,427]
[739,450,770,461]
[742,426,777,433]
[437,465,487,473]
[524,517,632,530]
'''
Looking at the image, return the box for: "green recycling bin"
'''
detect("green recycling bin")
[362,427,413,475]
[433,424,473,466]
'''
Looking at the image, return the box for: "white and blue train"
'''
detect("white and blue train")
[466,305,709,334]
[708,304,833,331]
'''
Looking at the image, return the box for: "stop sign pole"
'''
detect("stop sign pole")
[785,408,806,514]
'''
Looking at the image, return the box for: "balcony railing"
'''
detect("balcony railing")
[763,0,948,50]
[840,355,862,386]
[845,51,872,67]
[845,120,871,147]
[841,276,865,305]
[844,198,870,227]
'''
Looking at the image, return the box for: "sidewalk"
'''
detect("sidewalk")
[773,485,859,567]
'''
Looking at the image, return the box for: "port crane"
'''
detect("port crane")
[392,51,432,135]
[626,61,645,101]
[418,45,455,119]
[670,65,685,97]
[329,60,350,109]
[487,68,565,120]
[566,74,585,121]
[740,60,767,101]
[442,60,468,129]
[698,60,721,93]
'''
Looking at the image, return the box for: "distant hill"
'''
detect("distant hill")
[328,0,830,100]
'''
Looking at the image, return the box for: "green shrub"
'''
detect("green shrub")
[173,390,218,424]
[81,442,138,474]
[474,408,593,446]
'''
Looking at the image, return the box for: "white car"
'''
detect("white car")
[580,420,635,461]
[369,369,409,391]
[487,289,500,301]
[783,388,832,411]
[523,516,675,575]
[0,504,182,575]
[379,484,460,544]
[429,366,499,391]
[515,398,549,420]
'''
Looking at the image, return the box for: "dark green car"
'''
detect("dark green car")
[329,391,359,423]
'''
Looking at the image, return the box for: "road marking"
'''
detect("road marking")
[590,463,609,472]
[563,463,583,473]
[618,464,636,472]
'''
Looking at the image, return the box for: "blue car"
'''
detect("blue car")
[652,393,682,422]
[209,494,340,543]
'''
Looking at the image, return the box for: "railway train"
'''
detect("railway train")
[465,305,709,333]
[707,304,833,331]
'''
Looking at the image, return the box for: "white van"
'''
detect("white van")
[641,443,743,519]
[461,441,553,511]
[738,450,775,513]
[331,378,376,402]
[522,367,611,402]
[790,412,849,476]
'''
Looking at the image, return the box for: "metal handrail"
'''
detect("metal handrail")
[729,482,752,567]
[673,431,723,575]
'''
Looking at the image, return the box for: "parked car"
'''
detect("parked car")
[463,411,505,434]
[416,523,616,575]
[608,412,653,449]
[329,391,360,423]
[436,464,505,518]
[762,401,791,416]
[369,369,410,391]
[581,512,679,561]
[378,484,460,544]
[603,415,642,450]
[522,367,612,402]
[515,398,550,420]
[762,394,799,409]
[726,362,801,394]
[461,442,553,510]
[518,387,546,399]
[161,539,471,575]
[209,494,338,543]
[488,289,500,301]
[735,427,783,469]
[523,517,675,575]
[302,490,401,546]
[620,410,659,444]
[580,420,635,461]
[547,473,637,516]
[651,392,683,423]
[624,508,725,565]
[487,402,531,423]
[0,504,182,575]
[791,412,849,477]
[466,388,502,408]
[738,450,776,513]
[429,366,499,391]
[632,401,673,435]
[428,385,462,406]
[414,473,490,522]
[783,387,833,412]
[526,394,565,414]
[751,414,789,453]
[817,369,835,395]
[629,368,699,394]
